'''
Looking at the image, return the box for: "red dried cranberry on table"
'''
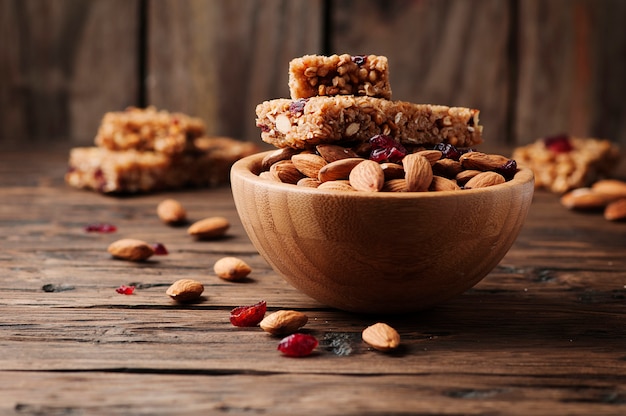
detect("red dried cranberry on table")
[230,300,267,327]
[84,223,117,233]
[152,242,168,255]
[115,285,135,295]
[277,333,319,357]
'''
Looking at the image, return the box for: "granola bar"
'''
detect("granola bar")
[94,106,206,155]
[256,96,483,149]
[66,137,258,194]
[288,54,392,100]
[512,135,621,193]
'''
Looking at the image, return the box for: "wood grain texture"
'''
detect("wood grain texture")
[1,148,625,414]
[0,0,140,145]
[146,0,323,143]
[331,0,513,146]
[515,0,626,145]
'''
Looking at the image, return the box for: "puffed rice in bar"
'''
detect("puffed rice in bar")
[256,96,483,149]
[66,137,258,194]
[94,106,206,155]
[289,54,392,100]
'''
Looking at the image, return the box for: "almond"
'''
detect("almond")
[591,179,626,199]
[166,279,204,302]
[259,310,309,335]
[429,175,461,191]
[402,153,433,192]
[269,160,304,184]
[349,160,385,192]
[187,216,230,239]
[318,157,364,182]
[382,178,408,192]
[291,153,328,178]
[316,144,359,162]
[157,198,187,225]
[317,180,355,192]
[297,177,321,188]
[464,171,506,189]
[604,198,626,221]
[415,149,443,165]
[275,114,292,134]
[460,152,511,171]
[455,169,482,185]
[107,238,154,261]
[362,322,401,352]
[214,256,252,281]
[261,147,298,170]
[380,162,405,180]
[560,188,610,210]
[432,158,463,178]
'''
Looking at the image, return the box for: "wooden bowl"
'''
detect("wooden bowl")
[231,151,535,314]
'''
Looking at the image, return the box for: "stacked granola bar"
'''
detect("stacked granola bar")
[257,54,483,150]
[66,106,258,194]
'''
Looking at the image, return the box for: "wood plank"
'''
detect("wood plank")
[1,149,625,414]
[515,0,626,147]
[331,0,513,147]
[0,0,140,146]
[146,0,324,143]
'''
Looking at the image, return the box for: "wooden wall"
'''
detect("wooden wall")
[1,0,625,151]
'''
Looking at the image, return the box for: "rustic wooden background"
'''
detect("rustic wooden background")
[1,0,625,150]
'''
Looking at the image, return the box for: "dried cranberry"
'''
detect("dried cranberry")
[116,285,135,295]
[289,99,307,115]
[433,143,462,160]
[84,223,117,233]
[543,134,573,153]
[497,159,518,179]
[230,300,266,327]
[368,134,407,163]
[152,242,168,255]
[351,55,367,66]
[278,333,319,357]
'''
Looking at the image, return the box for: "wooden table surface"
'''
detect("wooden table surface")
[1,147,625,415]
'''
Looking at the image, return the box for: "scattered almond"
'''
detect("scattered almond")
[464,171,506,189]
[188,216,230,239]
[259,310,309,335]
[214,256,252,281]
[591,179,626,199]
[157,198,187,225]
[166,279,204,302]
[107,238,154,261]
[349,160,385,192]
[604,198,626,221]
[362,322,401,352]
[560,188,610,210]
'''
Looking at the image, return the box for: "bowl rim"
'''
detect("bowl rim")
[231,150,535,199]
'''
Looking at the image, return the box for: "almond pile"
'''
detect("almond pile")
[257,143,518,192]
[560,179,626,221]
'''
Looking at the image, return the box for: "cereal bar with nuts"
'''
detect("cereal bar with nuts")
[94,106,206,155]
[256,96,483,149]
[66,137,258,194]
[289,54,392,100]
[512,135,620,193]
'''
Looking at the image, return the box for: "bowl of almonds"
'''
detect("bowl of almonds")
[231,53,535,313]
[231,143,534,314]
